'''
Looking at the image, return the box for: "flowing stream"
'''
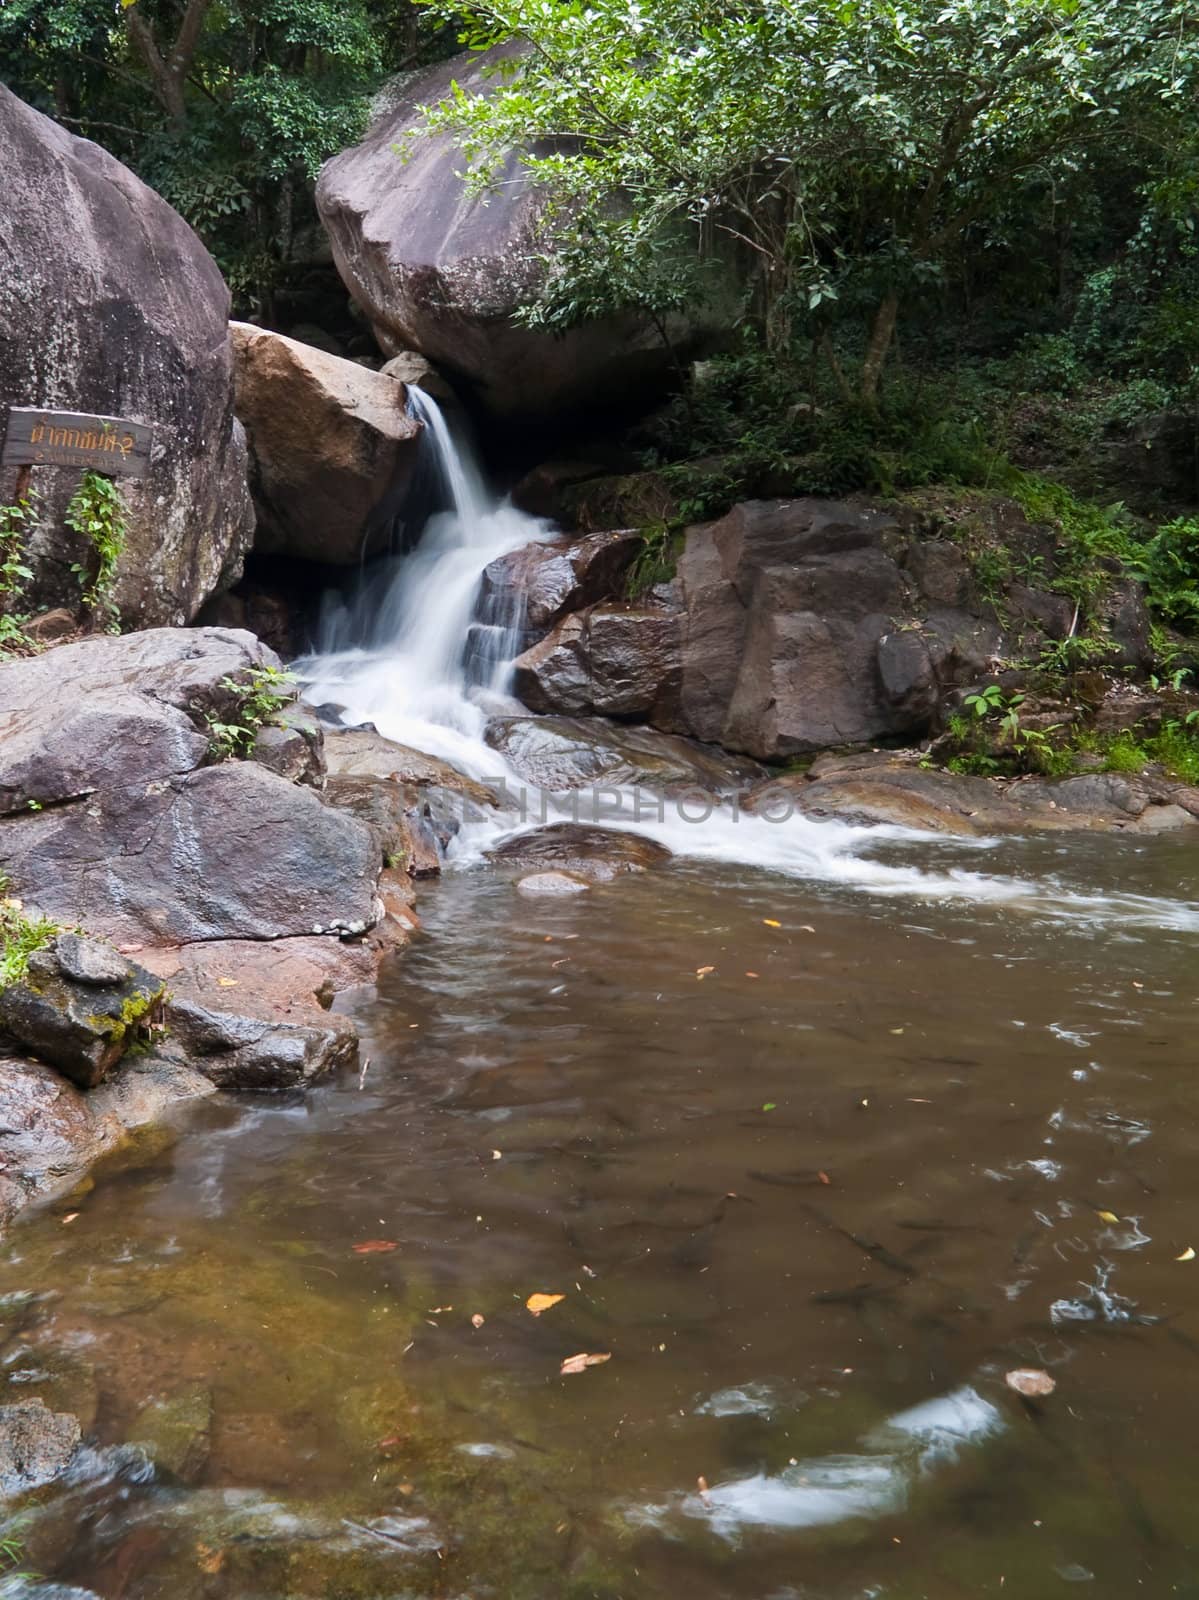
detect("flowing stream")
[1,394,1198,1597]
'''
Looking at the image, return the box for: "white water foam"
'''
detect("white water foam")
[297,390,1199,932]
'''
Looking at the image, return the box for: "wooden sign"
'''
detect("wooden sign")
[2,407,154,479]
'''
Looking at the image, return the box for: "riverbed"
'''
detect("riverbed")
[1,830,1197,1597]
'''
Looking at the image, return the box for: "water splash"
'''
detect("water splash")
[296,389,1199,931]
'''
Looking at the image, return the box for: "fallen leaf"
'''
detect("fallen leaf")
[762,1102,777,1112]
[818,1171,831,1185]
[352,1240,398,1255]
[745,971,760,979]
[580,1264,597,1278]
[471,1313,485,1328]
[526,1292,565,1316]
[428,1305,453,1314]
[560,1351,610,1375]
[798,925,815,933]
[1005,1368,1056,1397]
[697,1475,711,1503]
[61,1212,79,1224]
[1177,1246,1195,1262]
[696,965,715,977]
[216,977,238,988]
[377,1434,405,1450]
[491,1149,503,1161]
[890,1027,904,1035]
[196,1543,225,1576]
[1095,1210,1120,1224]
[763,918,782,928]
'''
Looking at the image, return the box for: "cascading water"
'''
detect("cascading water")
[297,389,1199,931]
[298,389,556,774]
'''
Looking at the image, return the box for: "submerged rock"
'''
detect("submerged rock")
[0,937,165,1089]
[231,322,422,565]
[516,870,592,896]
[488,824,672,882]
[129,1386,212,1484]
[0,1400,81,1497]
[0,85,252,626]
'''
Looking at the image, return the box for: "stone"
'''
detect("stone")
[0,1401,81,1496]
[514,605,683,723]
[488,824,672,881]
[129,1386,212,1483]
[479,531,642,636]
[0,762,380,946]
[140,937,373,1090]
[251,704,326,790]
[379,350,458,405]
[516,871,591,896]
[485,715,765,795]
[0,86,253,626]
[316,45,728,427]
[741,758,1199,836]
[230,322,422,565]
[0,1055,122,1226]
[53,933,133,988]
[322,728,501,811]
[24,609,77,643]
[0,938,165,1089]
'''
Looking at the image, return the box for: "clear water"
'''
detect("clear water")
[3,849,1199,1598]
[3,395,1197,1598]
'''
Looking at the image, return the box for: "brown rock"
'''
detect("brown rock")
[488,823,672,881]
[231,322,422,564]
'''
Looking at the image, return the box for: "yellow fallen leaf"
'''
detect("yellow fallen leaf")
[763,919,781,928]
[216,977,238,988]
[1177,1246,1195,1262]
[471,1313,485,1328]
[526,1292,565,1316]
[61,1212,79,1224]
[1096,1210,1120,1224]
[696,965,715,977]
[560,1351,610,1375]
[890,1027,904,1035]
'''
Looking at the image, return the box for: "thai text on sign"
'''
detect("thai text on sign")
[2,407,153,479]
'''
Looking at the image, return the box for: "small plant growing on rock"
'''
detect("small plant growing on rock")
[0,489,38,655]
[0,876,59,990]
[65,471,125,633]
[206,664,297,759]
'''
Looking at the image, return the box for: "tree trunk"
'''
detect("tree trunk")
[860,291,900,411]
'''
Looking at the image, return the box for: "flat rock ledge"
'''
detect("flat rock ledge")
[742,752,1199,835]
[0,629,421,1228]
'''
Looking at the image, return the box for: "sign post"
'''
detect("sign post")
[2,408,154,499]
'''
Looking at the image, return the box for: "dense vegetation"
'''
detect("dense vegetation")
[5,0,1199,781]
[0,0,452,317]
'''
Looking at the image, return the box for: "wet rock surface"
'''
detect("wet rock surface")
[0,1400,81,1497]
[479,530,642,638]
[742,752,1199,835]
[0,85,252,626]
[0,937,165,1089]
[488,824,672,882]
[508,497,1152,762]
[485,714,765,795]
[231,323,422,565]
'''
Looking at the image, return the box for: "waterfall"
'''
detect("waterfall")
[296,387,555,774]
[295,390,1199,930]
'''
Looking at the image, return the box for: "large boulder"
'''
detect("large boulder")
[0,627,279,813]
[316,47,725,428]
[0,86,253,626]
[230,323,422,564]
[484,714,764,795]
[510,498,1093,762]
[0,761,380,946]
